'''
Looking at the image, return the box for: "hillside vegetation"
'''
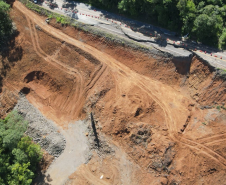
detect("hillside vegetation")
[0,0,13,49]
[0,111,42,185]
[84,0,226,49]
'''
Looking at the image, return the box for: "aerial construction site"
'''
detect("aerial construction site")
[1,0,226,184]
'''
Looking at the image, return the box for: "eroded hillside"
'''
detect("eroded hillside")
[0,2,226,184]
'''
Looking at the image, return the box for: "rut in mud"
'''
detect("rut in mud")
[0,1,226,184]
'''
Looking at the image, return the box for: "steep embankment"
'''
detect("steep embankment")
[0,2,226,184]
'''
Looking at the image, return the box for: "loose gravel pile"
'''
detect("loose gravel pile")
[14,94,66,157]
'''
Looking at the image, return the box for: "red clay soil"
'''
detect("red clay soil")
[0,1,226,184]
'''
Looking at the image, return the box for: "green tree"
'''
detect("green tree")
[7,162,34,185]
[85,0,226,48]
[0,0,13,46]
[192,13,223,45]
[177,0,197,34]
[0,111,43,184]
[12,148,29,164]
[0,111,28,150]
[219,28,226,49]
[17,136,43,170]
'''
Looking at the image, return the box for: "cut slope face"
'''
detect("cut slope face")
[0,2,226,184]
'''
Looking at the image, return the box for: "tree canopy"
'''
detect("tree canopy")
[0,111,43,185]
[83,0,226,49]
[0,0,13,48]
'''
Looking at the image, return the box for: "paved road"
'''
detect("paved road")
[40,0,226,69]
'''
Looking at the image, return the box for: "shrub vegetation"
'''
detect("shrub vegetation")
[0,111,42,185]
[0,0,13,48]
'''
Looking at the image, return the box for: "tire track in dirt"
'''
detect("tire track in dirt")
[85,64,107,93]
[51,42,66,58]
[197,133,226,144]
[204,138,226,146]
[15,2,226,168]
[31,20,84,90]
[24,7,170,135]
[71,64,108,118]
[27,17,79,78]
[30,18,108,118]
[28,18,85,116]
[179,137,226,166]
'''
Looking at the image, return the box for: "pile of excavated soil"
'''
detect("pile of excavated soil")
[0,2,226,184]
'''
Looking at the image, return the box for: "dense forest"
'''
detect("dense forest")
[83,0,226,49]
[0,111,42,185]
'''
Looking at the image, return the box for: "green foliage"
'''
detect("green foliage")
[0,0,13,47]
[0,111,28,150]
[219,28,226,49]
[7,162,34,185]
[18,136,42,170]
[56,16,70,24]
[12,148,29,164]
[216,105,221,110]
[80,0,226,48]
[192,14,223,46]
[0,111,43,185]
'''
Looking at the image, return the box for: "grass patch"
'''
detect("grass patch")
[216,105,221,111]
[215,105,226,111]
[202,122,206,125]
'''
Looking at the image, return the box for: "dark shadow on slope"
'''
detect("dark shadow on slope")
[0,29,22,93]
[90,112,100,148]
[32,173,51,185]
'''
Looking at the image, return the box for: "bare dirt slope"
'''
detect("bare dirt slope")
[0,1,226,184]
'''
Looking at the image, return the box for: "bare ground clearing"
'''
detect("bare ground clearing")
[0,1,226,184]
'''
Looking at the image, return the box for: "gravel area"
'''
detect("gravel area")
[13,94,114,184]
[14,94,66,157]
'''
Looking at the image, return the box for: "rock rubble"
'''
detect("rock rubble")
[14,94,66,157]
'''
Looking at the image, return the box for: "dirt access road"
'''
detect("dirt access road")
[11,1,226,184]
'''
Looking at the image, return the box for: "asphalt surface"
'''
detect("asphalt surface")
[40,0,226,69]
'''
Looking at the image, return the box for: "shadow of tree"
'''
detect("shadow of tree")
[32,172,51,185]
[0,30,23,93]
